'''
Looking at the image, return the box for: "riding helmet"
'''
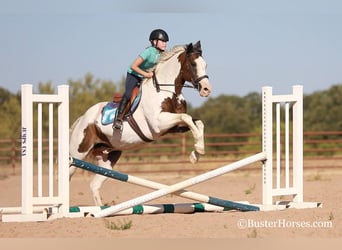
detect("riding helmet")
[149,29,169,42]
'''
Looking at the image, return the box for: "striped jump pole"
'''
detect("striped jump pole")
[69,203,228,216]
[85,152,266,218]
[70,157,261,213]
[1,203,227,216]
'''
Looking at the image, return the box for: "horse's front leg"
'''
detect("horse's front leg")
[180,116,205,163]
[158,113,205,163]
[193,119,205,154]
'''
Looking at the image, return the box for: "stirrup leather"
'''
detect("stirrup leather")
[113,118,123,130]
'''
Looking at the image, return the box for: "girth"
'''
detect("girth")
[126,115,154,143]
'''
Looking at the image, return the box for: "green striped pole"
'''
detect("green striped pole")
[69,203,229,215]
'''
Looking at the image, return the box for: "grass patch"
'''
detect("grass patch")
[306,172,330,182]
[104,219,133,231]
[244,183,256,195]
[328,211,334,221]
[247,228,258,238]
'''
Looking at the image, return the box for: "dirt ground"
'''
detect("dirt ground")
[0,165,341,239]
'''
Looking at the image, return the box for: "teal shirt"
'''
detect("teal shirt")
[127,46,160,78]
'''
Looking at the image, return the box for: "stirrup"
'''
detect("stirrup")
[113,119,123,130]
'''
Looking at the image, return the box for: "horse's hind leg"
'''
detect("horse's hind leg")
[90,150,122,206]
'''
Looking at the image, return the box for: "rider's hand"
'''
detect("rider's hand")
[144,71,154,78]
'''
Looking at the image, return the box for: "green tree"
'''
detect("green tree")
[304,84,342,131]
[0,94,21,139]
[0,87,12,105]
[191,94,260,134]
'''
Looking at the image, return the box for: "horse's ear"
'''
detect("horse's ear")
[194,41,201,50]
[186,43,193,54]
[193,41,202,55]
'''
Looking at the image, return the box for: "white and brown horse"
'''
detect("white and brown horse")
[69,41,212,205]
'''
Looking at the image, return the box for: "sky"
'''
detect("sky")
[1,0,342,107]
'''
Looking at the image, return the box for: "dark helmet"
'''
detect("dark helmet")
[149,29,169,42]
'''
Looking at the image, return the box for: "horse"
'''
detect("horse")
[69,41,212,206]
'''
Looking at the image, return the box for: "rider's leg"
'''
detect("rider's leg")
[113,73,141,130]
[113,96,129,129]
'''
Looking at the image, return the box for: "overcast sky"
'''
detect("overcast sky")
[1,0,341,106]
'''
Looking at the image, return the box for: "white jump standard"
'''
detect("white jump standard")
[1,84,70,222]
[262,86,319,208]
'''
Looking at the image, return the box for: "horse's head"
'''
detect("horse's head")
[179,41,212,97]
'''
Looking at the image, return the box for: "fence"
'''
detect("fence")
[1,131,342,173]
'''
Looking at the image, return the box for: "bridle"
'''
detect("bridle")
[152,51,209,93]
[185,51,209,91]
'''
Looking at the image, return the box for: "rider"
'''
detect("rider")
[113,29,169,130]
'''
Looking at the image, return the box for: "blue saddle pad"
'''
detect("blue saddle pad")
[101,90,142,126]
[101,102,119,125]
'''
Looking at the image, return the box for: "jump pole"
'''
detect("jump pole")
[70,157,260,212]
[1,203,227,215]
[91,152,266,218]
[69,203,229,215]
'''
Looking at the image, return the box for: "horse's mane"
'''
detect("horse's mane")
[158,45,186,63]
[141,45,186,82]
[149,45,186,77]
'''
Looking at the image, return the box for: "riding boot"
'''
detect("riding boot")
[113,96,129,130]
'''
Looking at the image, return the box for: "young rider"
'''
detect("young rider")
[113,29,169,130]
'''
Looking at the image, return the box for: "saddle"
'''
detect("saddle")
[101,87,141,126]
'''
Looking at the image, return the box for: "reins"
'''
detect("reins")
[152,71,208,93]
[152,72,199,92]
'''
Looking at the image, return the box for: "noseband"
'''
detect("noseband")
[190,74,209,91]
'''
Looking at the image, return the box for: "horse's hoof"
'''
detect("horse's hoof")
[196,148,205,155]
[189,150,200,164]
[194,144,205,155]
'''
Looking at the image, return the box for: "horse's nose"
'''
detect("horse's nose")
[199,79,212,97]
[200,87,211,97]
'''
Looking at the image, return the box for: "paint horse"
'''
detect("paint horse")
[69,41,212,206]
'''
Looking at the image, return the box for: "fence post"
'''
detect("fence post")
[262,86,273,205]
[292,85,304,203]
[21,84,34,215]
[57,85,70,214]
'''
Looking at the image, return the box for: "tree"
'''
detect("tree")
[0,87,12,105]
[191,93,261,134]
[0,94,21,139]
[304,84,342,131]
